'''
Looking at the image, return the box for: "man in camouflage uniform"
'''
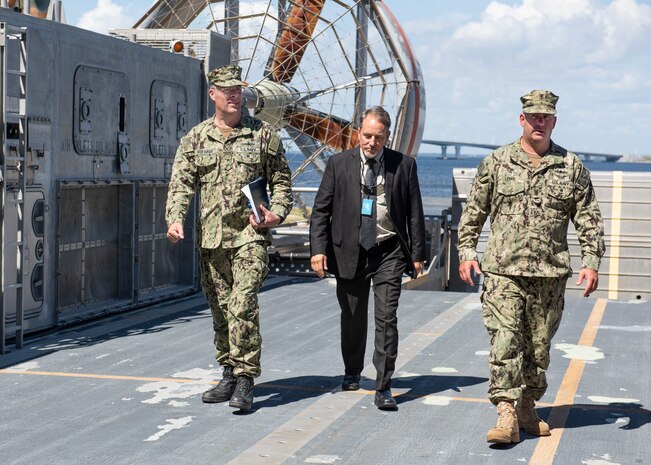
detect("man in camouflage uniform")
[166,65,293,411]
[457,90,605,443]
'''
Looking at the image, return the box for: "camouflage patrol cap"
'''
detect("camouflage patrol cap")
[520,90,559,115]
[208,65,247,87]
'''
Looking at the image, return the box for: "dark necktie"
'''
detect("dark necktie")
[359,158,377,250]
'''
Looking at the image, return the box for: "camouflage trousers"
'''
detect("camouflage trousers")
[481,272,568,405]
[200,242,269,378]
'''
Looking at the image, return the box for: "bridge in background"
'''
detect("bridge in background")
[421,139,623,162]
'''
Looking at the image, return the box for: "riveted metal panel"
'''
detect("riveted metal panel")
[150,80,187,157]
[2,190,47,321]
[57,184,122,318]
[137,182,188,294]
[73,66,130,156]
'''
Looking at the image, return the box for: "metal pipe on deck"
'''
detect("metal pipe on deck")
[134,0,206,29]
[292,187,318,193]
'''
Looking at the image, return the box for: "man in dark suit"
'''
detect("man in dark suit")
[309,106,426,410]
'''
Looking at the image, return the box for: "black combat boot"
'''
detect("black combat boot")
[229,375,254,411]
[202,366,237,403]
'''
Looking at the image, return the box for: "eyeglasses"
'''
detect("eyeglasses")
[213,86,242,97]
[525,113,554,122]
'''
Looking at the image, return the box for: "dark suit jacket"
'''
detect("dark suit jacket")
[310,147,426,280]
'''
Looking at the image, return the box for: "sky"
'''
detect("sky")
[64,0,651,157]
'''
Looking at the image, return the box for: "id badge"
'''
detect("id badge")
[361,198,374,216]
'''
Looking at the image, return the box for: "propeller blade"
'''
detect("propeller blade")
[269,0,325,83]
[286,109,358,152]
[294,66,394,105]
[284,126,327,175]
[133,0,206,29]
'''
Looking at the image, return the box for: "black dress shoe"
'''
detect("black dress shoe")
[374,389,398,411]
[342,374,361,391]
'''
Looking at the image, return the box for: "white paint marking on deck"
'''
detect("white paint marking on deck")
[587,395,640,404]
[143,416,194,442]
[607,171,623,300]
[422,395,453,406]
[553,343,604,362]
[7,361,39,371]
[599,325,651,332]
[137,380,207,404]
[398,371,420,378]
[225,294,480,465]
[176,367,222,380]
[431,366,458,373]
[474,350,489,355]
[605,417,629,425]
[169,400,190,407]
[136,367,220,404]
[305,455,341,464]
[40,342,81,350]
[581,455,621,465]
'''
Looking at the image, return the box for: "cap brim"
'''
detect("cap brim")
[212,79,247,87]
[523,105,556,115]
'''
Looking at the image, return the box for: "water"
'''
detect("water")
[288,152,651,216]
[414,155,479,214]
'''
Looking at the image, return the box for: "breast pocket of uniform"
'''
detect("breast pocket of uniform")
[234,142,262,179]
[547,180,573,216]
[195,149,218,183]
[496,180,526,215]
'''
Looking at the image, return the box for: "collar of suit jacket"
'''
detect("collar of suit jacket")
[359,147,384,164]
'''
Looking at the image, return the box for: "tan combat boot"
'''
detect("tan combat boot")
[487,401,520,444]
[516,397,551,436]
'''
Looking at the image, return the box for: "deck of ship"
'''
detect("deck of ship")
[1,277,649,465]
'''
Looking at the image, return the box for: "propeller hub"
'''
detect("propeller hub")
[243,80,300,130]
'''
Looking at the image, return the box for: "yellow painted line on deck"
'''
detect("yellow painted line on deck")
[529,298,608,465]
[0,368,542,407]
[4,368,642,416]
[607,171,623,300]
[0,369,194,383]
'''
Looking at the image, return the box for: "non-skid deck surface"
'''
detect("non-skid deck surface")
[1,277,649,465]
